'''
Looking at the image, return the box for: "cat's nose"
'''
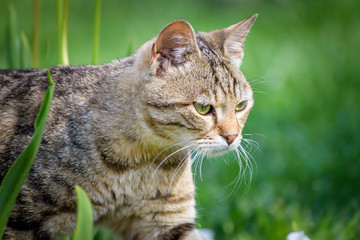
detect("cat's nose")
[224,134,238,145]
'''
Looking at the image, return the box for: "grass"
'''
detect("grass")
[0,0,359,239]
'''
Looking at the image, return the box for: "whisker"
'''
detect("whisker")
[238,144,255,184]
[151,143,195,180]
[243,132,265,138]
[170,148,203,192]
[159,134,171,147]
[247,75,272,86]
[192,148,206,181]
[250,80,272,86]
[220,136,258,200]
[242,134,261,152]
[231,150,246,196]
[151,140,192,165]
[252,90,268,95]
[233,149,246,192]
[220,149,245,201]
[169,149,195,186]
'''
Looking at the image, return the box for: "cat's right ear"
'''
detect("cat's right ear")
[150,20,200,74]
[223,14,258,68]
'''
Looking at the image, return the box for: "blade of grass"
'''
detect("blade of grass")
[6,3,20,69]
[56,0,64,64]
[42,36,51,68]
[19,30,32,68]
[93,228,114,240]
[60,0,70,65]
[32,0,40,68]
[92,0,101,65]
[0,70,54,238]
[126,39,134,57]
[70,186,94,240]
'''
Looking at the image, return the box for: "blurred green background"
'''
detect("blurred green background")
[1,0,359,239]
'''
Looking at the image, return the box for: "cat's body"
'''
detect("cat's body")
[0,15,257,240]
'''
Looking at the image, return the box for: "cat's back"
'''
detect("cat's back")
[0,68,48,106]
[0,65,108,176]
[0,69,50,166]
[0,66,102,108]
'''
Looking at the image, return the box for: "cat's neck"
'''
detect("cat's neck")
[100,134,189,168]
[89,46,188,166]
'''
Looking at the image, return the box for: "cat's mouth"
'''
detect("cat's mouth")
[199,137,241,157]
[206,146,239,157]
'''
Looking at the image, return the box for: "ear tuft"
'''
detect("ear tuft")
[224,13,258,68]
[151,20,198,73]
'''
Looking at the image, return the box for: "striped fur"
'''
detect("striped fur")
[0,15,257,239]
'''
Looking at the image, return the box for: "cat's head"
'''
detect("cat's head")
[139,14,257,157]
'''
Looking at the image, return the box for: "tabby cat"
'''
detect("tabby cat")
[0,14,257,240]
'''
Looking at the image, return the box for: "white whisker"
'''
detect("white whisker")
[252,90,268,95]
[151,140,192,164]
[218,150,243,201]
[218,133,260,201]
[151,142,195,180]
[247,75,272,86]
[169,149,201,192]
[159,134,171,147]
[169,149,195,186]
[192,148,206,181]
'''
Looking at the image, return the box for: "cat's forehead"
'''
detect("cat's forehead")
[192,36,251,102]
[196,35,220,62]
[146,33,251,104]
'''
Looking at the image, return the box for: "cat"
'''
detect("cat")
[0,14,257,240]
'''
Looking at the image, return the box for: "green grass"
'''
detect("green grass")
[1,0,359,239]
[70,186,94,240]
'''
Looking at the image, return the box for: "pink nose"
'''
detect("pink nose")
[224,134,238,145]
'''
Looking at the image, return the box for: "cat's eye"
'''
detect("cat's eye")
[194,103,212,115]
[235,100,247,111]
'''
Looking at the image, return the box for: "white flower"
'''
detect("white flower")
[287,231,311,240]
[198,229,215,240]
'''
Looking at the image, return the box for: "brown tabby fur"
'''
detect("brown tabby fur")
[0,14,257,239]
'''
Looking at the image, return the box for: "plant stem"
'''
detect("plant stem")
[70,186,93,240]
[20,31,32,68]
[60,0,70,65]
[92,0,101,65]
[7,3,20,69]
[56,0,63,64]
[32,0,40,68]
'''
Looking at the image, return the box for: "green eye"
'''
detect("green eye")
[235,100,247,111]
[194,103,212,115]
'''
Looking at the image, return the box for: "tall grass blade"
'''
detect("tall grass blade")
[92,0,101,65]
[60,0,70,65]
[56,0,64,64]
[126,39,134,57]
[0,70,55,238]
[19,31,32,68]
[42,36,51,68]
[32,0,40,68]
[70,186,94,240]
[6,3,20,69]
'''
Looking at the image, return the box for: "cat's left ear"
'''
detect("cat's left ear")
[150,20,200,73]
[223,13,258,68]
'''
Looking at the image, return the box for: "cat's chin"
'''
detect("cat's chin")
[205,143,240,157]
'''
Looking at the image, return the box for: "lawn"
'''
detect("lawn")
[0,0,359,239]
